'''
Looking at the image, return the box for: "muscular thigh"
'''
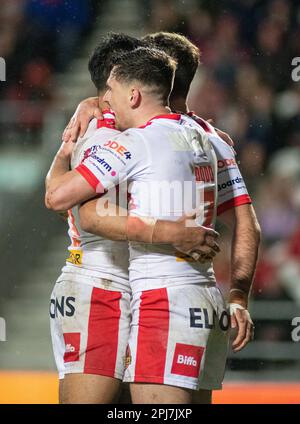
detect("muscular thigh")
[60,373,121,404]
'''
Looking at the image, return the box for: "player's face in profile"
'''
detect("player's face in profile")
[104,73,131,131]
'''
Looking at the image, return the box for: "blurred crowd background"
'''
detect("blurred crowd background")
[0,0,300,396]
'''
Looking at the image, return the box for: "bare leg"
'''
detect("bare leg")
[59,374,121,404]
[130,383,193,404]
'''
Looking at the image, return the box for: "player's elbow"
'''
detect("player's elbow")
[45,188,69,212]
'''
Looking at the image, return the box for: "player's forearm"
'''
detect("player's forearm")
[79,200,180,243]
[229,206,261,307]
[45,151,70,210]
[79,199,128,241]
[80,200,219,263]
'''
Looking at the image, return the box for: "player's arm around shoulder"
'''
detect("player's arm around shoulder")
[45,130,114,212]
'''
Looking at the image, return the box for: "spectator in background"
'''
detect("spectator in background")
[0,0,100,144]
[24,0,92,72]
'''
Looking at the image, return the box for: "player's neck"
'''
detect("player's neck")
[130,105,172,128]
[170,97,189,114]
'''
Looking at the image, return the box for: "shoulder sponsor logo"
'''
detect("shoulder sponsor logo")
[88,156,116,177]
[94,156,112,172]
[218,176,243,191]
[104,140,131,160]
[63,333,80,363]
[171,343,204,378]
[83,145,101,161]
[218,158,236,168]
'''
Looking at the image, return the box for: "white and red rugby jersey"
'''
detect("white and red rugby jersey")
[76,113,251,293]
[60,111,130,291]
[188,112,251,216]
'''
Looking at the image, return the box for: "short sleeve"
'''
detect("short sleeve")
[75,129,147,193]
[209,135,252,215]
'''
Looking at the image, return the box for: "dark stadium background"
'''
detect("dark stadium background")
[0,0,300,403]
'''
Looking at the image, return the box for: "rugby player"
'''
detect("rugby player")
[66,47,259,404]
[45,34,220,404]
[65,33,260,404]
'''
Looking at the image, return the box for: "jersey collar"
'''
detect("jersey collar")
[139,113,181,128]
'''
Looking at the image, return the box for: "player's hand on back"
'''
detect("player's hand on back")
[229,290,254,352]
[173,214,220,262]
[62,97,103,143]
[207,119,234,147]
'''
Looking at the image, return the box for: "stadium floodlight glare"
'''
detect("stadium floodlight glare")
[0,57,6,82]
[0,317,6,341]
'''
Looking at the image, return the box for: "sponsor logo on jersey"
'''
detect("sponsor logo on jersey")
[177,355,197,366]
[218,177,243,192]
[171,343,204,378]
[63,333,80,363]
[195,165,214,183]
[94,156,114,173]
[65,344,75,353]
[104,140,131,160]
[83,145,101,161]
[67,249,82,266]
[50,296,76,319]
[189,308,230,331]
[190,308,214,329]
[218,158,236,168]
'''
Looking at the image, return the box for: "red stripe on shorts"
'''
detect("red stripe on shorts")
[134,288,169,384]
[84,288,122,377]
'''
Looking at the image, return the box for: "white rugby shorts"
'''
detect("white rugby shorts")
[50,278,131,380]
[123,284,230,390]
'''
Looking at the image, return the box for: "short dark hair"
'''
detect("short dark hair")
[142,32,200,100]
[88,32,143,92]
[111,47,177,104]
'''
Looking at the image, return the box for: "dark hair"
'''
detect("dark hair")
[111,47,177,104]
[88,32,143,92]
[142,32,200,100]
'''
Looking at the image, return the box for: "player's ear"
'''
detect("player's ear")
[129,88,141,109]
